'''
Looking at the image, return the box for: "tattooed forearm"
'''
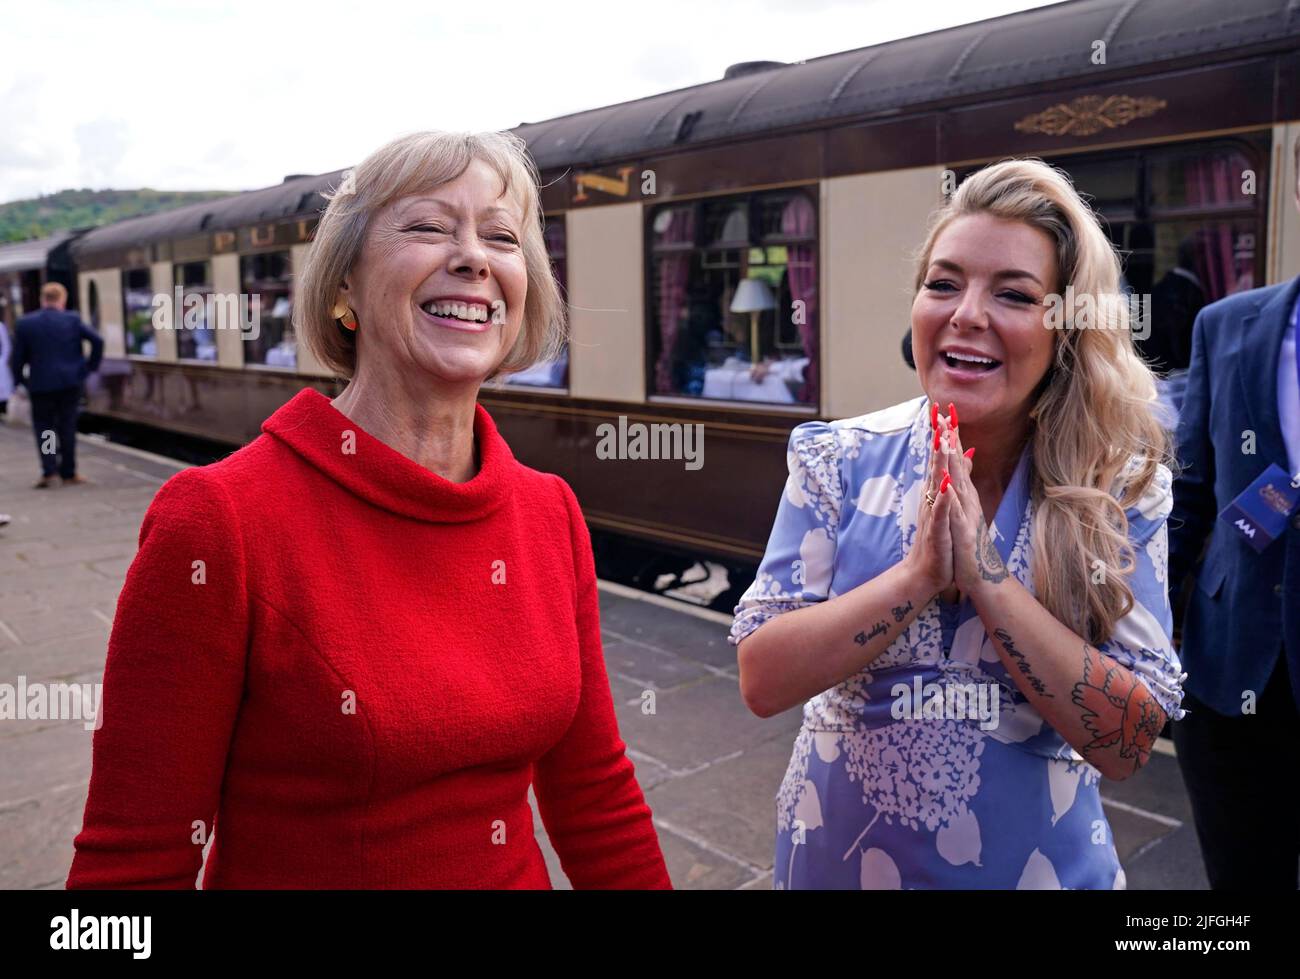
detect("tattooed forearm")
[976,516,1008,584]
[854,619,890,646]
[891,600,913,623]
[991,627,1054,698]
[1071,643,1165,775]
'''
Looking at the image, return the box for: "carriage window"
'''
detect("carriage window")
[174,260,215,362]
[955,139,1267,377]
[1061,138,1264,375]
[240,251,295,370]
[20,270,42,315]
[648,188,818,407]
[122,269,155,356]
[504,214,569,388]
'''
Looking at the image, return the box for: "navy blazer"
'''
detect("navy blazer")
[1169,275,1300,716]
[9,308,104,395]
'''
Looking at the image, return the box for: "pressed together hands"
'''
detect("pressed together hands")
[905,402,1010,606]
[738,400,1017,718]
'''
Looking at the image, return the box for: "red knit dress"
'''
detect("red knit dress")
[66,388,672,889]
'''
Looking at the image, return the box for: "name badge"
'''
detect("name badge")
[1218,463,1300,552]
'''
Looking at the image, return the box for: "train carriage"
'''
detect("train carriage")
[0,230,83,329]
[68,0,1300,587]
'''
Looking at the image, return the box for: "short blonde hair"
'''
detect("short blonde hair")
[295,130,566,380]
[41,282,68,305]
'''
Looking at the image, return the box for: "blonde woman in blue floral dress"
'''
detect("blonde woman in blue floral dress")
[732,159,1185,889]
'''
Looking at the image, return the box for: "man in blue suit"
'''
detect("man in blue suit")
[1168,134,1300,890]
[9,282,104,488]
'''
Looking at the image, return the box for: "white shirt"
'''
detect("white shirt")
[1279,294,1300,480]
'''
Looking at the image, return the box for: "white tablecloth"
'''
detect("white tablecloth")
[701,357,808,403]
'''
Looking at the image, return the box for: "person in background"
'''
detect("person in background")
[0,308,12,531]
[1143,234,1206,377]
[1143,234,1208,431]
[0,314,13,416]
[1166,133,1300,890]
[9,282,103,488]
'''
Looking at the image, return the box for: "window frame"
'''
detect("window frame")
[172,259,216,364]
[121,267,156,360]
[238,247,296,373]
[500,211,570,392]
[954,133,1269,304]
[643,184,821,411]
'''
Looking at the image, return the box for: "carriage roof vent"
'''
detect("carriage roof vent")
[723,60,784,80]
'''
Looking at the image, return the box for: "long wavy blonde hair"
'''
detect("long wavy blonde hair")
[913,159,1175,645]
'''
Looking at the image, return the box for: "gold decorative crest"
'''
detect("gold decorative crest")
[1014,94,1167,137]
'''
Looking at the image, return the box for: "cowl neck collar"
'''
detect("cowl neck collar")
[263,388,514,523]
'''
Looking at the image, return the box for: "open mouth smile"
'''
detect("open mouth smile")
[417,298,494,333]
[939,349,1003,380]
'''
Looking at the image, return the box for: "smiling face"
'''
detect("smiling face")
[911,213,1059,430]
[339,158,528,392]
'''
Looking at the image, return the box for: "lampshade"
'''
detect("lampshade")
[730,277,776,313]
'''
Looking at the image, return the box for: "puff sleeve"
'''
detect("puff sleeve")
[729,421,844,647]
[1095,460,1187,721]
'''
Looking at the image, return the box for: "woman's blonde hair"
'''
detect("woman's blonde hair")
[913,159,1174,645]
[295,130,566,380]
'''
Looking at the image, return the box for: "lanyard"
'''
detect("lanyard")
[1293,292,1299,409]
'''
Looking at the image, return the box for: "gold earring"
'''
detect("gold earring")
[331,301,357,331]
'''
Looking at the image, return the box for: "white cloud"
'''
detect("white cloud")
[0,0,1055,202]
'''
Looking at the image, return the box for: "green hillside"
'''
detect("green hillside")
[0,188,238,244]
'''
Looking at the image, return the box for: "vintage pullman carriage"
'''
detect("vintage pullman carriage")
[70,0,1300,570]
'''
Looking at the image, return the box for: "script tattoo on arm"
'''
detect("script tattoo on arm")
[976,516,1008,584]
[891,600,913,623]
[991,627,1053,699]
[1071,643,1165,775]
[853,619,890,646]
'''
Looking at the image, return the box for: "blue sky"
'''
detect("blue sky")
[0,0,1057,203]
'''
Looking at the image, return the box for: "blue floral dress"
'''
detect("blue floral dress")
[730,395,1186,889]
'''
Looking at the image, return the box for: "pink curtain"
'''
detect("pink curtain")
[782,195,818,406]
[654,208,695,394]
[1184,155,1237,301]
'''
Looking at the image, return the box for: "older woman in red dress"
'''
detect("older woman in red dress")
[67,131,671,889]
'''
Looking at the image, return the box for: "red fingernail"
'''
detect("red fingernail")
[940,472,951,493]
[933,428,940,451]
[964,447,975,460]
[949,402,958,428]
[931,402,939,430]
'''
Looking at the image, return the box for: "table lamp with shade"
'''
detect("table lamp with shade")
[729,278,776,366]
